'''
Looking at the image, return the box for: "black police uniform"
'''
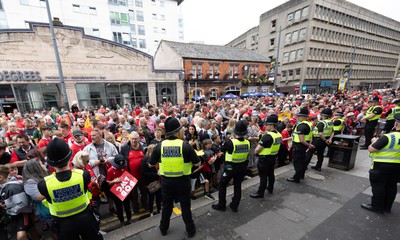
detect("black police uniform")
[305,121,329,170]
[364,105,382,148]
[290,122,311,182]
[149,136,199,236]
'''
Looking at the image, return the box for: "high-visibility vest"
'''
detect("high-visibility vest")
[44,169,91,218]
[369,132,400,164]
[366,106,381,121]
[259,131,282,156]
[293,121,313,143]
[313,120,334,138]
[386,106,400,121]
[333,118,344,132]
[225,139,250,163]
[159,139,192,177]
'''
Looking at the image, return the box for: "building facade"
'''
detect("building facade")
[227,0,400,93]
[0,23,183,114]
[154,40,271,100]
[0,0,184,55]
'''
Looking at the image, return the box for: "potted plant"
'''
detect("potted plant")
[233,72,240,79]
[206,72,212,79]
[223,72,230,79]
[241,76,251,85]
[214,71,220,79]
[197,72,203,79]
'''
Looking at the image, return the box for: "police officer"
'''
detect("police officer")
[250,115,282,198]
[37,138,103,240]
[332,112,345,135]
[384,99,400,134]
[149,117,200,238]
[212,120,250,212]
[305,108,334,171]
[361,113,400,214]
[360,96,382,150]
[287,108,314,183]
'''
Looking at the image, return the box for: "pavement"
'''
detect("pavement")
[104,144,400,240]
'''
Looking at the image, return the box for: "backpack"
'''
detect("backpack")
[0,179,32,216]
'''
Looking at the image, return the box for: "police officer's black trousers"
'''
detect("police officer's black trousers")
[217,161,247,209]
[385,120,395,134]
[54,208,103,240]
[257,157,277,196]
[292,143,308,181]
[160,176,195,234]
[364,120,378,147]
[369,162,400,211]
[277,144,289,166]
[305,139,327,169]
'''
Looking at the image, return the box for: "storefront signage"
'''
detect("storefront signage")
[45,76,106,80]
[0,71,41,81]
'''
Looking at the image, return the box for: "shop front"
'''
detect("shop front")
[0,23,183,113]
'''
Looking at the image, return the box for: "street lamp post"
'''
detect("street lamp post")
[346,40,372,91]
[273,26,283,91]
[45,0,69,110]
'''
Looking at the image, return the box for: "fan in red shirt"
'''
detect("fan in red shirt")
[5,122,23,143]
[106,154,132,225]
[70,130,89,159]
[37,126,52,150]
[59,123,72,144]
[121,132,146,213]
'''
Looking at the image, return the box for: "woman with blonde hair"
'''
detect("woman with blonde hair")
[140,144,161,215]
[104,131,122,153]
[224,118,237,138]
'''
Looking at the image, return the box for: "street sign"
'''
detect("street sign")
[302,86,307,91]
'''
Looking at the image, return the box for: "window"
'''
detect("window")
[139,39,146,48]
[160,0,164,7]
[135,0,143,7]
[302,6,309,19]
[270,38,275,46]
[161,28,166,34]
[39,0,46,7]
[119,0,127,6]
[153,27,158,33]
[0,1,3,10]
[113,32,122,43]
[296,68,301,75]
[92,28,100,36]
[285,33,291,45]
[294,10,301,22]
[122,33,130,45]
[282,70,287,77]
[89,7,97,15]
[283,52,289,63]
[297,49,304,59]
[152,13,157,19]
[178,18,184,28]
[73,4,80,13]
[128,10,135,21]
[151,0,156,4]
[131,37,137,47]
[130,24,136,34]
[292,31,298,43]
[299,28,306,40]
[110,12,120,24]
[288,70,293,76]
[271,20,276,28]
[289,51,296,62]
[287,13,293,25]
[20,0,29,5]
[136,11,144,21]
[179,31,184,41]
[154,40,159,46]
[138,25,145,35]
[110,12,128,25]
[160,15,165,21]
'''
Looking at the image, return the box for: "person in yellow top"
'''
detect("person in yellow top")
[251,115,282,198]
[362,113,400,214]
[287,108,314,183]
[212,120,250,212]
[360,96,382,150]
[149,117,200,238]
[37,138,103,240]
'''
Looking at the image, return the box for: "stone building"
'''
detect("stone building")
[0,22,181,113]
[154,40,271,100]
[227,0,400,93]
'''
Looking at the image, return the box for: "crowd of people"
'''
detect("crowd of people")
[0,88,399,239]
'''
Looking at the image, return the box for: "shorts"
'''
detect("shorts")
[190,173,206,192]
[12,213,32,232]
[203,172,213,181]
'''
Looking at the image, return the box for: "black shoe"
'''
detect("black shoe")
[287,177,300,183]
[124,220,131,226]
[212,204,226,211]
[311,166,321,171]
[187,229,196,238]
[361,203,384,214]
[229,203,238,212]
[267,188,273,194]
[385,208,392,213]
[250,193,264,198]
[300,176,304,180]
[159,227,168,236]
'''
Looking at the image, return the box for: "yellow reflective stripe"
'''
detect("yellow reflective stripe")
[56,203,87,216]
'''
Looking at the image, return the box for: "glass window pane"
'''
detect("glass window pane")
[133,83,148,105]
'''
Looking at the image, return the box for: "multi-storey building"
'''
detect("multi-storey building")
[0,0,183,55]
[154,40,271,100]
[227,0,400,93]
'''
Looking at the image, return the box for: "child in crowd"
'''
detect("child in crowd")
[7,163,22,181]
[201,139,216,200]
[211,135,224,188]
